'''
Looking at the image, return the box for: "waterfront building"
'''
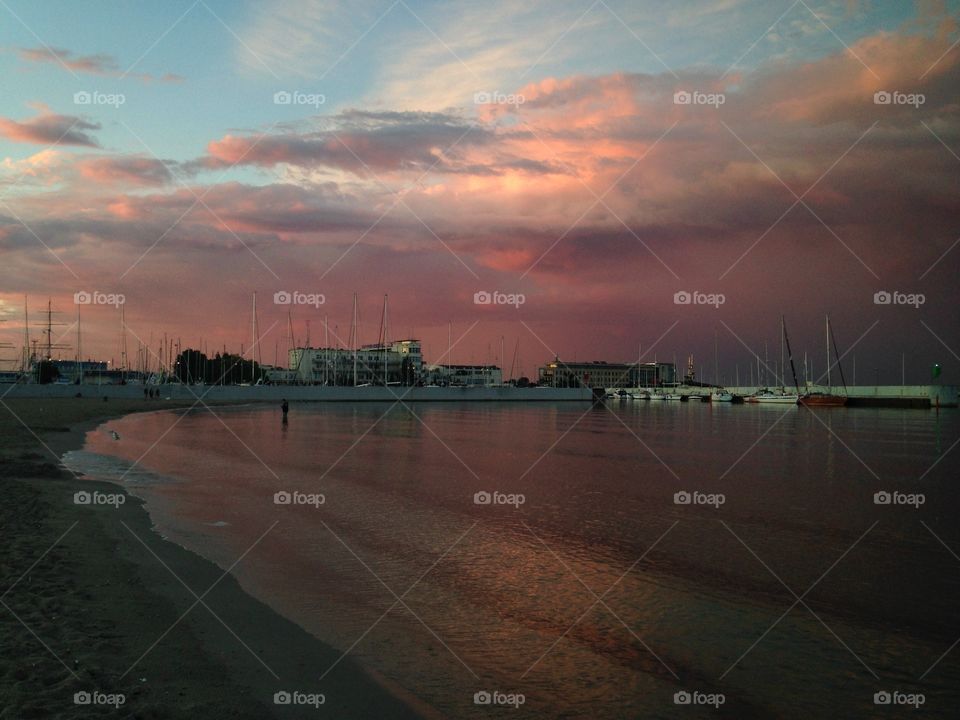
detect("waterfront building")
[289,339,422,385]
[426,364,503,386]
[538,360,676,388]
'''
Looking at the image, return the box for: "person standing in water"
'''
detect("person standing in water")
[281,399,289,422]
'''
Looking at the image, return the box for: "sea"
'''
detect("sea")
[63,400,960,718]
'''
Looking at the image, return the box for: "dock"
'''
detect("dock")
[602,385,957,408]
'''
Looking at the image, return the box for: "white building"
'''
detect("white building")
[288,339,422,385]
[426,364,503,386]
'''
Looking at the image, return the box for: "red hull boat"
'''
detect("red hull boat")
[799,315,849,408]
[798,393,847,407]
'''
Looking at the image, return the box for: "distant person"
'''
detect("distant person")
[281,399,289,422]
[144,387,149,400]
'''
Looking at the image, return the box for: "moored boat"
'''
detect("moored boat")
[798,392,847,407]
[798,314,848,408]
[747,389,799,404]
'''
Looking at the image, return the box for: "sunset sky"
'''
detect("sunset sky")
[1,0,958,382]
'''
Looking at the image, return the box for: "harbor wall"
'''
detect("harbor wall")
[0,383,594,403]
[603,385,957,407]
[723,385,956,407]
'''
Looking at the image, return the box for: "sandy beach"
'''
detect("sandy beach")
[0,397,425,719]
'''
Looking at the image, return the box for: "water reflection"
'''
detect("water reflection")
[74,402,960,718]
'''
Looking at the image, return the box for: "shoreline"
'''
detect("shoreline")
[0,397,429,719]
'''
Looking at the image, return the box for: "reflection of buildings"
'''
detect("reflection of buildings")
[289,340,424,385]
[426,364,503,386]
[539,360,676,389]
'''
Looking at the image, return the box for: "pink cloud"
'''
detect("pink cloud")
[78,156,173,186]
[0,107,100,147]
[1,19,958,376]
[16,46,185,83]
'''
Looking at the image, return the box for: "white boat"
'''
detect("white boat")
[711,391,733,402]
[747,389,798,404]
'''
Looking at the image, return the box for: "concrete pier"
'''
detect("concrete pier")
[722,385,957,407]
[0,383,595,403]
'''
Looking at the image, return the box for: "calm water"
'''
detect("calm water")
[65,401,960,718]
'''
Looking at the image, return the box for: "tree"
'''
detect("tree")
[174,349,208,384]
[36,360,59,384]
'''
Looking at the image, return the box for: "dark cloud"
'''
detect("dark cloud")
[15,46,184,83]
[0,108,101,147]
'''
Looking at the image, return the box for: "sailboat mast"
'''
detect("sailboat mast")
[251,291,262,369]
[763,342,768,386]
[352,292,358,387]
[381,294,388,385]
[500,336,504,384]
[22,296,29,373]
[76,304,81,382]
[120,304,127,380]
[780,316,785,390]
[825,314,831,391]
[714,329,719,386]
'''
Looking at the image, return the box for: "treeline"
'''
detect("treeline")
[174,349,265,385]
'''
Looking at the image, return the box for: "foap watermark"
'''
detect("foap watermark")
[873,90,925,108]
[74,691,126,708]
[873,290,924,308]
[74,490,125,509]
[273,690,325,708]
[673,90,725,108]
[874,690,925,708]
[273,90,326,108]
[74,90,125,107]
[274,290,325,308]
[74,290,125,308]
[473,690,525,708]
[674,490,725,509]
[473,91,525,107]
[674,690,725,708]
[874,490,925,509]
[474,490,525,508]
[474,290,525,308]
[674,290,725,308]
[274,490,325,508]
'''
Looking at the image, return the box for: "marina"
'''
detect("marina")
[2,1,958,716]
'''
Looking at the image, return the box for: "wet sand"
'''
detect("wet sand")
[0,396,426,719]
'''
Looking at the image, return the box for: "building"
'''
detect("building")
[51,359,109,377]
[261,365,299,384]
[289,339,423,385]
[538,360,676,389]
[426,364,503,386]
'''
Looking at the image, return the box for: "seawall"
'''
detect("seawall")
[1,383,594,403]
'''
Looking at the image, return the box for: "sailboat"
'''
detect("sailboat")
[799,315,848,407]
[710,329,733,401]
[747,316,798,403]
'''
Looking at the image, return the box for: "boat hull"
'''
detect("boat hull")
[747,395,799,404]
[799,394,847,407]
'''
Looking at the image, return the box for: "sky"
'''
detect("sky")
[0,0,958,383]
